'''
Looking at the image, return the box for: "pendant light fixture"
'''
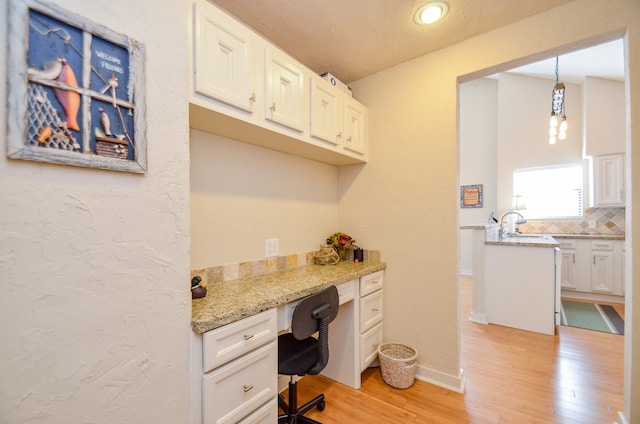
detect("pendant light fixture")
[548,56,567,145]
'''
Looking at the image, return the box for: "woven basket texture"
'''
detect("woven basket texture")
[378,342,418,389]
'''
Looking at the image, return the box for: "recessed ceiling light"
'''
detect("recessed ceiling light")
[414,2,449,25]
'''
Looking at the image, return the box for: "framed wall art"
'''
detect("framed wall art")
[6,0,147,173]
[460,184,483,208]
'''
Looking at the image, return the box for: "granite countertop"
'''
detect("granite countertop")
[485,234,559,248]
[460,225,625,241]
[191,261,386,334]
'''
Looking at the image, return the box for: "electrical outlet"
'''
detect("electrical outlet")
[265,238,279,257]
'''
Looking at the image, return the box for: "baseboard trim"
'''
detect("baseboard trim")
[415,365,465,393]
[561,290,624,304]
[469,312,488,324]
[618,411,628,424]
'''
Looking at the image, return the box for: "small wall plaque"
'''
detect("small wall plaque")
[460,184,483,208]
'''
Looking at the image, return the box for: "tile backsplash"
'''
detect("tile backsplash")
[519,207,625,235]
[191,249,381,286]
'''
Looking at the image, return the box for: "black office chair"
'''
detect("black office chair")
[278,285,339,424]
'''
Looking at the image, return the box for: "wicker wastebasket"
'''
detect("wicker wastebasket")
[378,342,418,389]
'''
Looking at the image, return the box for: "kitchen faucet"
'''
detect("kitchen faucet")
[498,210,527,238]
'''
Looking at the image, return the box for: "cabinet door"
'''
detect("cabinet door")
[594,154,625,207]
[343,96,366,154]
[193,0,254,112]
[310,77,341,145]
[360,322,383,372]
[560,250,576,290]
[265,49,304,131]
[591,251,614,293]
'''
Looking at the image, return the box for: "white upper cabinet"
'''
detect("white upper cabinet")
[593,153,625,207]
[343,96,367,155]
[193,0,255,112]
[189,0,368,166]
[265,49,304,131]
[310,77,342,145]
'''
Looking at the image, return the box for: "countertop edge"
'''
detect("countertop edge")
[191,261,387,334]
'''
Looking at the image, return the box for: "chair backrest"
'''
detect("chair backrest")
[291,285,339,375]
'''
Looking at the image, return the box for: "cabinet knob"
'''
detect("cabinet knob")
[243,333,254,340]
[347,136,352,143]
[249,93,256,103]
[270,103,276,112]
[337,132,342,140]
[371,308,379,312]
[243,384,254,392]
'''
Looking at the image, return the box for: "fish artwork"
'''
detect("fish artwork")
[53,57,80,131]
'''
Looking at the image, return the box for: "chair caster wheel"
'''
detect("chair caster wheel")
[317,401,326,411]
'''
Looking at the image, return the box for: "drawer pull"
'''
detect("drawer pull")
[243,333,255,341]
[243,384,254,393]
[371,308,379,312]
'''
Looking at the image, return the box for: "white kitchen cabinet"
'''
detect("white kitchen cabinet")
[485,244,558,335]
[359,270,384,371]
[265,48,305,131]
[558,239,591,292]
[343,96,367,155]
[193,0,256,113]
[189,0,368,166]
[559,239,577,290]
[591,240,615,294]
[310,76,368,157]
[193,309,278,424]
[593,154,625,207]
[558,238,624,302]
[310,76,342,146]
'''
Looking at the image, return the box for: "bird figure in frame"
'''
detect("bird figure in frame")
[99,108,112,136]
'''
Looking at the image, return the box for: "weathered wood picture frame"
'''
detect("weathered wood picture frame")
[6,0,147,173]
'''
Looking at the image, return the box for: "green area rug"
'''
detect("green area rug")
[561,300,624,335]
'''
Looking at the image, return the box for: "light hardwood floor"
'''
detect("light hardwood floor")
[290,276,625,423]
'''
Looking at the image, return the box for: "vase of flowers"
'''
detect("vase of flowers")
[326,232,356,260]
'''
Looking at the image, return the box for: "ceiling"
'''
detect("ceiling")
[208,0,627,85]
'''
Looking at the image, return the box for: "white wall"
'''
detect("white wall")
[458,78,498,274]
[496,73,584,212]
[190,129,340,268]
[584,76,627,156]
[0,0,191,422]
[346,0,640,419]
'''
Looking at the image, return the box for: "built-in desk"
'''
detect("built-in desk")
[190,261,386,424]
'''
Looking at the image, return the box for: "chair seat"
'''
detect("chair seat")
[278,333,319,376]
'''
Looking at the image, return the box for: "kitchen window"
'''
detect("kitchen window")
[513,164,583,219]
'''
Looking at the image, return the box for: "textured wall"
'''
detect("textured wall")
[0,0,191,422]
[347,0,640,416]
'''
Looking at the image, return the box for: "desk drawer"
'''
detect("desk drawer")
[360,289,383,332]
[360,321,383,371]
[203,309,277,372]
[203,342,277,424]
[277,281,355,332]
[237,397,277,424]
[360,270,384,297]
